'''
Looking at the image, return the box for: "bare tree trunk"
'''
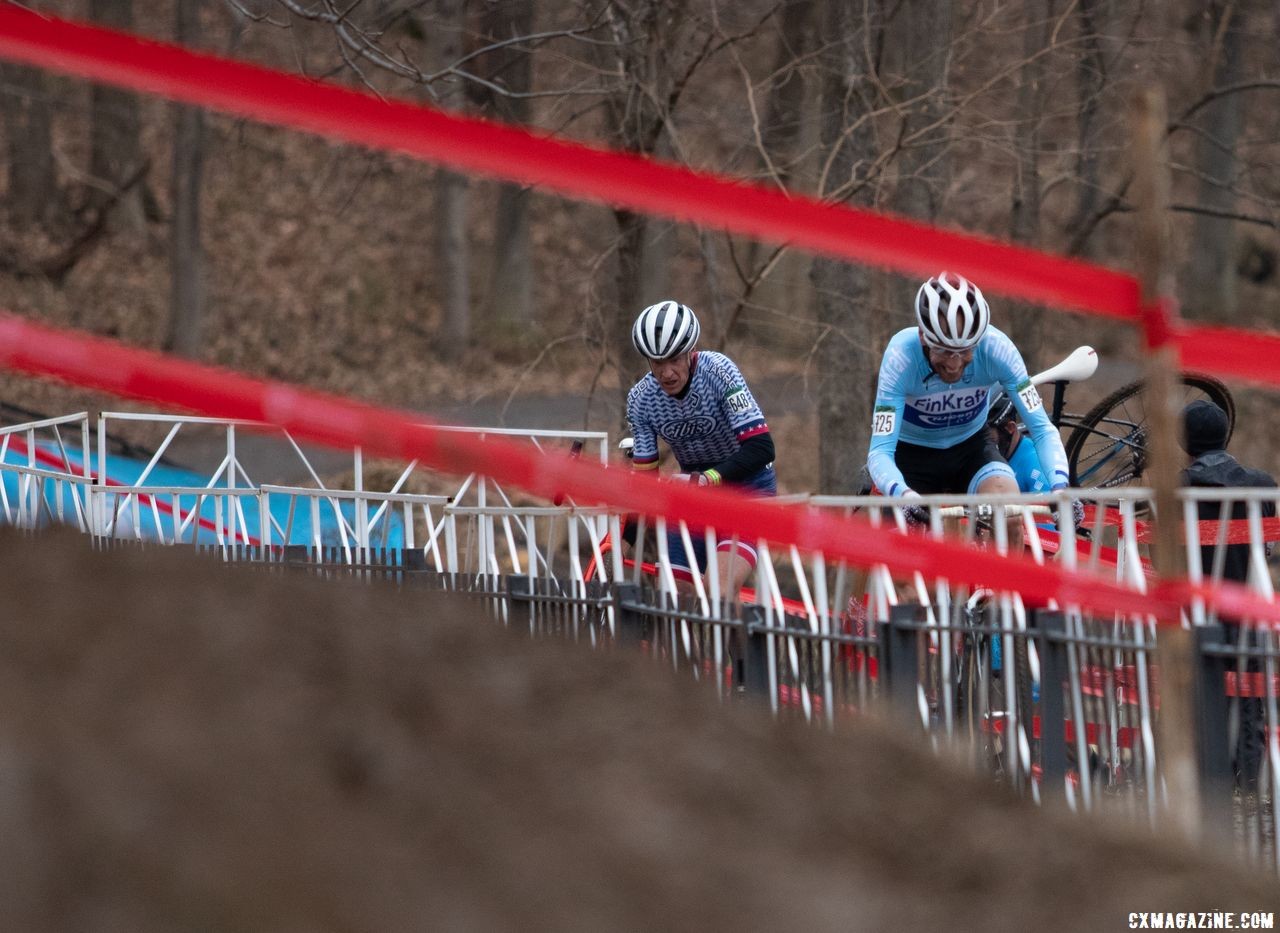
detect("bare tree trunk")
[886,0,952,224]
[761,0,815,188]
[811,0,884,494]
[486,184,530,340]
[591,0,707,409]
[2,63,58,228]
[880,0,953,381]
[167,0,205,357]
[1008,0,1054,355]
[471,1,534,347]
[436,170,471,352]
[635,136,674,312]
[1182,0,1244,323]
[1065,0,1107,258]
[612,208,652,389]
[431,0,471,355]
[89,0,152,232]
[732,0,816,345]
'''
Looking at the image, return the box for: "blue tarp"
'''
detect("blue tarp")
[0,441,405,549]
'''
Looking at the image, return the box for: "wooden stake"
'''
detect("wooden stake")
[1132,86,1199,841]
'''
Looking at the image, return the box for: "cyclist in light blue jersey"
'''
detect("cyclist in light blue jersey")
[626,300,776,595]
[985,390,1088,533]
[986,392,1052,495]
[866,272,1070,525]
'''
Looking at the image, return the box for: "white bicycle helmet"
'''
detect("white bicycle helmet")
[632,300,700,360]
[915,272,990,351]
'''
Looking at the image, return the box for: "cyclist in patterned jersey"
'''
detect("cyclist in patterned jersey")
[866,272,1072,527]
[626,300,776,595]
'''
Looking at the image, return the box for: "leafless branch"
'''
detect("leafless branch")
[1169,203,1279,231]
[1173,81,1280,130]
[222,0,290,29]
[0,160,152,284]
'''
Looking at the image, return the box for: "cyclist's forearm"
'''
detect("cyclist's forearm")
[867,445,910,497]
[1025,417,1070,488]
[708,432,774,484]
[867,395,910,495]
[1010,382,1069,488]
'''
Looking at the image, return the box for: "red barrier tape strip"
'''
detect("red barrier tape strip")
[1176,323,1280,388]
[3,8,1280,387]
[0,5,1140,321]
[0,310,1276,626]
[1152,518,1280,547]
[1084,506,1280,546]
[5,9,1280,388]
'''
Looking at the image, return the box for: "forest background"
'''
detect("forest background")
[1,0,1278,494]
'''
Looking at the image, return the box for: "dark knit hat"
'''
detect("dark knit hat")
[1181,399,1230,457]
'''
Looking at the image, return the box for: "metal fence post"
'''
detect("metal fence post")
[1193,623,1233,836]
[1036,611,1069,799]
[886,604,924,729]
[612,583,645,647]
[742,604,770,699]
[506,574,533,632]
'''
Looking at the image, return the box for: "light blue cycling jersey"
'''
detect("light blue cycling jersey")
[867,326,1069,496]
[1007,434,1052,495]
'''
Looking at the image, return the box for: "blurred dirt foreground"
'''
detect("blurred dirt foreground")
[0,529,1274,932]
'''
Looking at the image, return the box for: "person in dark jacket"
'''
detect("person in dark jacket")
[1180,399,1277,792]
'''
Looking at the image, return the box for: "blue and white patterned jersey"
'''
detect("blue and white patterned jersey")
[626,350,769,476]
[867,326,1069,496]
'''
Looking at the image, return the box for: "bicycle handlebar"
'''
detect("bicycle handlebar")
[933,504,1054,518]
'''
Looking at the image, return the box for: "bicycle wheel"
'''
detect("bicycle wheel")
[1064,373,1235,488]
[954,596,1009,773]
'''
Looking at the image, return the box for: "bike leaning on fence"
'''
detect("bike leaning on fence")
[1027,346,1235,490]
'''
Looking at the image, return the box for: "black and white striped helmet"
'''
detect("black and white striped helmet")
[915,272,990,351]
[632,300,700,360]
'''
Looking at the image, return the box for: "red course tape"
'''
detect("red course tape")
[3,8,1278,387]
[0,311,1276,627]
[0,5,1140,320]
[0,10,1277,619]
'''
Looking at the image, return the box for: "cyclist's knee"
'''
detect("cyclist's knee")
[718,553,754,599]
[970,462,1017,495]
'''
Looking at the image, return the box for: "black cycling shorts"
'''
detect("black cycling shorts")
[894,430,1010,495]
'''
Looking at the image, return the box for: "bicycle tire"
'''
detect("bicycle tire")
[1063,373,1235,488]
[955,598,1006,772]
[1009,631,1036,782]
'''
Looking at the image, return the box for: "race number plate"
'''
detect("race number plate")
[1017,380,1043,413]
[872,406,896,436]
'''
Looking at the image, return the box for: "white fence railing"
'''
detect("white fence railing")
[4,412,1278,621]
[4,410,1279,860]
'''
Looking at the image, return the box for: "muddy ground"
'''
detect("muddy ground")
[0,529,1275,932]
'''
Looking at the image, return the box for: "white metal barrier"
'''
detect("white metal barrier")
[4,409,1280,856]
[0,412,93,531]
[4,411,1278,624]
[0,411,615,580]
